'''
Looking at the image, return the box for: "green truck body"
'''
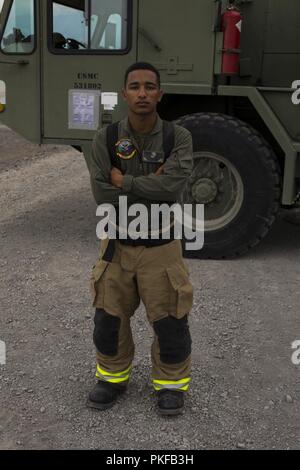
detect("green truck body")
[0,0,299,257]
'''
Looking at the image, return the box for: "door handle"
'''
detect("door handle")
[0,59,29,65]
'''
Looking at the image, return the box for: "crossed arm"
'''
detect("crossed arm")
[88,126,193,205]
[110,165,165,188]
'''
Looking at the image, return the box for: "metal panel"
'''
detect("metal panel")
[262,54,300,88]
[264,0,300,54]
[138,0,215,88]
[260,0,300,87]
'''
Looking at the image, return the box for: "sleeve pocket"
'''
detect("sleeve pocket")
[178,156,194,173]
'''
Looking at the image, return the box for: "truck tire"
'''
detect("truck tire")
[176,113,281,259]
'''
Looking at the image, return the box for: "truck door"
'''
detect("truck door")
[42,0,137,142]
[0,0,41,142]
[138,0,215,93]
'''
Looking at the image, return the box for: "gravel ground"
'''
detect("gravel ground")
[0,126,300,450]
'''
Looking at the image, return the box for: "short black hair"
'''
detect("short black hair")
[124,62,161,88]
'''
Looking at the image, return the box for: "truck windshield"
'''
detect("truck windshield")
[51,0,130,52]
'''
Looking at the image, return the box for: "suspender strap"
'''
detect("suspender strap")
[102,239,116,262]
[162,120,175,162]
[106,121,121,170]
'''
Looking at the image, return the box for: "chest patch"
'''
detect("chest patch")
[116,138,137,160]
[142,151,165,163]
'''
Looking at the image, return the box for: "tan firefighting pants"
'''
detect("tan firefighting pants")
[90,239,193,390]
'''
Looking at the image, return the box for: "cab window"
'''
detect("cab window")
[1,0,35,54]
[52,1,88,50]
[51,0,129,52]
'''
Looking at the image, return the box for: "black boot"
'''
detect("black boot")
[157,390,184,416]
[87,381,126,410]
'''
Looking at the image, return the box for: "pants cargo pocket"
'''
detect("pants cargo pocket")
[90,260,109,308]
[166,264,194,318]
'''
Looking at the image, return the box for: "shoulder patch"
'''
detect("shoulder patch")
[115,138,137,160]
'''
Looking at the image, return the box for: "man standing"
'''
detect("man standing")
[86,62,194,416]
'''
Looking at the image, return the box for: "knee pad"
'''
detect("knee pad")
[153,315,192,364]
[93,309,121,357]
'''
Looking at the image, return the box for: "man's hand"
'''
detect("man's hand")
[155,164,165,176]
[110,167,124,188]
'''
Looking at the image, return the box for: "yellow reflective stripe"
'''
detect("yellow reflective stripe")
[153,378,191,385]
[97,364,132,377]
[153,384,189,391]
[152,377,191,391]
[96,375,130,384]
[95,364,132,384]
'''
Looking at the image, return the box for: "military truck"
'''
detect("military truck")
[0,0,299,258]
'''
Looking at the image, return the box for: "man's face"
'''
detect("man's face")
[122,69,163,116]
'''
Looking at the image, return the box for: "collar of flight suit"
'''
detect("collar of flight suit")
[122,114,163,138]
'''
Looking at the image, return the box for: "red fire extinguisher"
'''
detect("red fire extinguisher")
[221,2,242,74]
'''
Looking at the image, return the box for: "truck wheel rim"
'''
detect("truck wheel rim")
[183,152,244,232]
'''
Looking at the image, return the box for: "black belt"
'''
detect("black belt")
[118,238,174,248]
[102,238,174,262]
